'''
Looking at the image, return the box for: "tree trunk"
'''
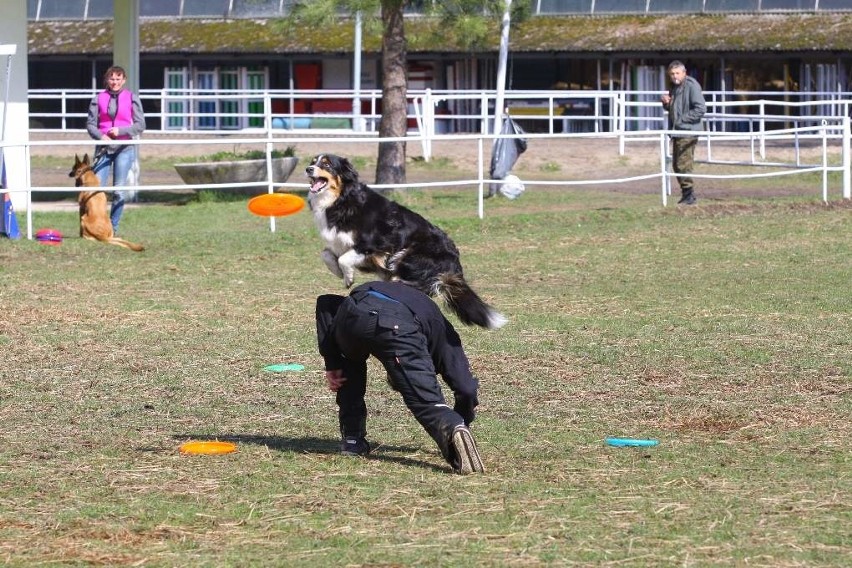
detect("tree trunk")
[375,0,407,189]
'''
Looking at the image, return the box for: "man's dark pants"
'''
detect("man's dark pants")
[672,135,698,197]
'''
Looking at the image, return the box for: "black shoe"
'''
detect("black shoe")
[677,195,697,205]
[451,425,484,474]
[340,437,370,456]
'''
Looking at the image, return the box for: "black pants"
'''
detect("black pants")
[316,292,465,465]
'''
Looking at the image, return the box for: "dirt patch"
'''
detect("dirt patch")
[26,131,845,203]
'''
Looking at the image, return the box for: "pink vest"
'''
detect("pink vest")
[97,90,133,140]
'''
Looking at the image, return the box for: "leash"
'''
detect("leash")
[92,142,129,170]
[91,146,108,169]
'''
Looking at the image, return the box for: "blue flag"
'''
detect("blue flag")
[1,154,21,239]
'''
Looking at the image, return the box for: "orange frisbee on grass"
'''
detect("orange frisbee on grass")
[247,193,305,217]
[179,440,237,455]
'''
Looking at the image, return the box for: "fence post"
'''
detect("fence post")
[264,91,272,131]
[480,91,490,136]
[617,92,626,156]
[61,91,67,130]
[843,115,851,200]
[477,136,485,219]
[821,120,829,204]
[424,88,433,162]
[659,130,668,206]
[759,100,766,159]
[548,94,555,135]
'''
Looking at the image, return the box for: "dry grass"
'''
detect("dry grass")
[1,168,850,565]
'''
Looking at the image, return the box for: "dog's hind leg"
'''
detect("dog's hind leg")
[321,248,344,280]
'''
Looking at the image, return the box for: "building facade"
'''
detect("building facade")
[25,0,852,131]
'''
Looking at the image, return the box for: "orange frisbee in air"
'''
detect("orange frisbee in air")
[179,440,237,455]
[247,193,305,217]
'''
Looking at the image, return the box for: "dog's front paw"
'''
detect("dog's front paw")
[343,273,355,288]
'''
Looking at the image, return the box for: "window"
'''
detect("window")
[537,0,593,14]
[246,68,267,128]
[649,0,705,12]
[594,0,647,13]
[194,69,218,129]
[164,68,189,130]
[38,0,86,19]
[218,68,240,129]
[759,0,814,9]
[820,0,851,9]
[183,0,230,17]
[87,0,113,19]
[164,66,269,130]
[140,0,180,17]
[231,0,283,17]
[704,0,760,12]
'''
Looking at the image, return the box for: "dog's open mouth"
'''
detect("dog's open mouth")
[308,176,328,194]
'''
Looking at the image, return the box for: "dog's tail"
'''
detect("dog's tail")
[434,273,507,330]
[108,237,145,252]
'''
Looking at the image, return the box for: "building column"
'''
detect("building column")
[0,0,29,212]
[113,0,141,93]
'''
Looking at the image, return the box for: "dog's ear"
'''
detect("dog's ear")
[83,153,90,165]
[339,157,359,186]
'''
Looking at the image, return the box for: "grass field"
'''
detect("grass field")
[0,183,850,566]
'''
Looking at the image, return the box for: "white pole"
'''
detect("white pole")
[0,46,14,177]
[0,45,14,144]
[493,0,512,137]
[478,136,485,219]
[1,44,16,227]
[0,1,30,214]
[659,130,668,207]
[352,11,363,132]
[113,0,141,202]
[821,121,828,204]
[843,114,851,200]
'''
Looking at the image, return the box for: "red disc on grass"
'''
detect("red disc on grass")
[247,193,305,217]
[35,228,63,245]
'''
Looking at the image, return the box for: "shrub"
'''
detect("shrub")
[188,145,296,162]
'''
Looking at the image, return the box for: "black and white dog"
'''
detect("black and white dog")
[306,153,506,330]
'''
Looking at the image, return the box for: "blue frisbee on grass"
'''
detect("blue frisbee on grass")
[606,437,659,447]
[264,363,305,372]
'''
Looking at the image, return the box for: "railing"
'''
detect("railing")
[7,89,852,239]
[3,113,849,238]
[26,0,852,21]
[28,88,852,140]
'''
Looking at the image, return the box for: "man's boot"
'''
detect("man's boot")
[677,188,696,205]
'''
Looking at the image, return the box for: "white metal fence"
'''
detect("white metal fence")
[28,87,852,139]
[3,90,850,238]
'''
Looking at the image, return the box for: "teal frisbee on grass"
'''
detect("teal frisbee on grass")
[606,437,659,447]
[264,363,305,372]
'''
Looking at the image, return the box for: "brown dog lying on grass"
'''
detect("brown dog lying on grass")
[69,154,144,252]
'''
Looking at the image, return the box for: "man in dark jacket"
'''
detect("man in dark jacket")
[661,60,706,205]
[315,281,485,474]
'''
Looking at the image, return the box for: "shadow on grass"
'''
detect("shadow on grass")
[167,433,449,473]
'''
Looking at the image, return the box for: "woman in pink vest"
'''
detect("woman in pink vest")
[86,66,146,234]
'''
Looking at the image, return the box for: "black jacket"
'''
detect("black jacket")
[319,281,475,389]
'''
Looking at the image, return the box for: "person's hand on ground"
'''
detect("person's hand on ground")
[326,369,346,392]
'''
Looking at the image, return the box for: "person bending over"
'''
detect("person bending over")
[315,281,485,474]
